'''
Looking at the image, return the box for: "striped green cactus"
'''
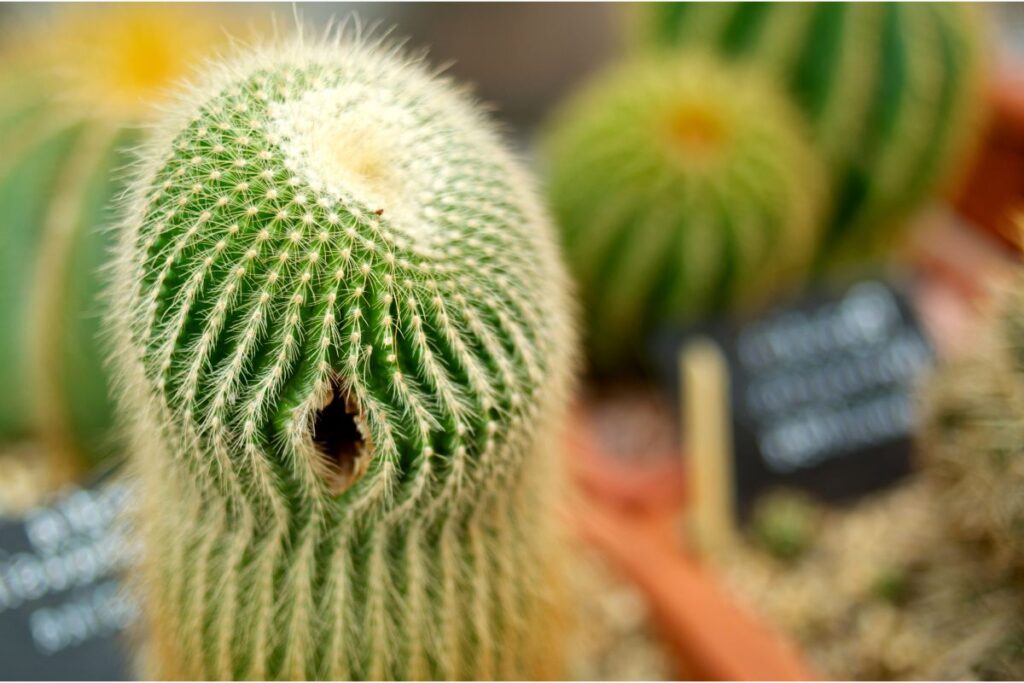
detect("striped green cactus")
[921,274,1024,570]
[110,38,576,680]
[0,6,240,472]
[641,3,987,270]
[542,54,825,369]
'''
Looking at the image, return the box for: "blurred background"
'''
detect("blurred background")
[1,3,626,135]
[3,3,1024,681]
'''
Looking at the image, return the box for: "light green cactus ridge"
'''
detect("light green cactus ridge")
[542,55,826,370]
[0,75,147,471]
[110,38,576,680]
[0,67,64,440]
[641,2,987,271]
[0,101,88,443]
[32,127,140,466]
[920,278,1024,571]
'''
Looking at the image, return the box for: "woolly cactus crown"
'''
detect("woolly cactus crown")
[111,35,575,679]
[543,54,825,369]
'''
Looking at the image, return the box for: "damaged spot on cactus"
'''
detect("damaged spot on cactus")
[313,380,369,495]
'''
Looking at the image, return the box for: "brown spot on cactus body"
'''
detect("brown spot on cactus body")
[312,380,370,494]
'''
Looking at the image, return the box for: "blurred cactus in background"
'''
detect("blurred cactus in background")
[110,36,576,680]
[641,3,988,273]
[0,5,246,474]
[921,273,1024,570]
[542,54,825,370]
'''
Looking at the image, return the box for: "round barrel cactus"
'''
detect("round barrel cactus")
[542,54,825,369]
[921,277,1024,570]
[641,3,987,269]
[0,6,240,470]
[110,38,576,680]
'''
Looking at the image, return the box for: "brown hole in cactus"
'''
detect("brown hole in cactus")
[667,103,727,154]
[313,381,370,495]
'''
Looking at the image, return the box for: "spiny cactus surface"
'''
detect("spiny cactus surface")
[111,38,575,680]
[0,6,241,471]
[642,2,987,269]
[543,55,824,369]
[921,277,1024,570]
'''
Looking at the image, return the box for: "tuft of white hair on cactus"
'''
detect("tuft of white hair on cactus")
[109,31,577,680]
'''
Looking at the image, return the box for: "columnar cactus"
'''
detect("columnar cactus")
[641,3,987,269]
[110,38,576,680]
[0,6,240,470]
[921,276,1024,570]
[542,55,825,369]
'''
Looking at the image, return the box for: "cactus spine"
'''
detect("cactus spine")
[642,3,987,269]
[542,55,825,369]
[110,38,576,680]
[921,274,1024,570]
[0,6,240,471]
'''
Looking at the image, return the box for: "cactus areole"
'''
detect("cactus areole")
[111,39,575,680]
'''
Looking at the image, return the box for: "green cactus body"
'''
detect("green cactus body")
[0,86,82,442]
[921,278,1024,570]
[642,2,987,269]
[542,55,825,369]
[110,39,576,680]
[0,7,242,471]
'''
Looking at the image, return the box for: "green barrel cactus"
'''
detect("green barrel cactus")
[640,2,987,269]
[110,37,577,680]
[921,274,1024,570]
[0,6,240,471]
[542,54,826,370]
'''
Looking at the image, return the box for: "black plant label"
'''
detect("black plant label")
[653,278,931,521]
[0,476,136,680]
